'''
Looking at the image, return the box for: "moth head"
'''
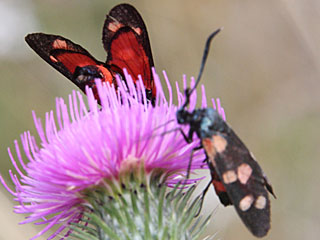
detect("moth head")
[176,108,192,125]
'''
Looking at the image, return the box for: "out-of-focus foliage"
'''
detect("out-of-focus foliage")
[0,0,319,239]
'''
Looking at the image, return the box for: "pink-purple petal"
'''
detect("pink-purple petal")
[1,70,225,239]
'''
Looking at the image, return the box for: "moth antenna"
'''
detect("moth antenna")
[181,28,222,109]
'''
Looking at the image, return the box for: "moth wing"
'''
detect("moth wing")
[25,33,115,97]
[25,33,103,80]
[102,4,155,98]
[203,128,274,237]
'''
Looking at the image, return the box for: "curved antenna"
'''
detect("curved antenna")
[181,28,222,109]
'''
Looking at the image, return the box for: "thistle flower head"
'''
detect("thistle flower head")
[1,69,225,239]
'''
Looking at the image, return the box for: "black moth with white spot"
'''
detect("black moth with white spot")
[176,29,276,238]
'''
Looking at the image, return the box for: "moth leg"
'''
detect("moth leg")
[186,144,203,179]
[178,127,200,178]
[179,128,194,143]
[194,180,212,217]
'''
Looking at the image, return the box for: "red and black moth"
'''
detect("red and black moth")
[25,4,155,104]
[177,29,276,237]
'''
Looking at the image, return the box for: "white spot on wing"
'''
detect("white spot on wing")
[50,55,58,63]
[108,21,122,32]
[222,170,237,184]
[237,163,252,184]
[132,27,142,35]
[255,195,267,209]
[239,195,254,211]
[212,135,227,153]
[52,39,67,49]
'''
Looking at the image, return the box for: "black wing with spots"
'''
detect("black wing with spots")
[210,127,275,237]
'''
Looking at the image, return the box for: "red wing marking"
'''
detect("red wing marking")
[53,52,98,74]
[202,138,217,167]
[107,30,151,87]
[212,178,226,193]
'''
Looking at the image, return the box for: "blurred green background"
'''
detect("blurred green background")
[1,0,319,239]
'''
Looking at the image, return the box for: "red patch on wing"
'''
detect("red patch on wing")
[53,52,98,74]
[107,29,153,91]
[211,168,227,194]
[212,179,226,193]
[202,138,217,167]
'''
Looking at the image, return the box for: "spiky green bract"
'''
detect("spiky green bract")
[71,169,211,240]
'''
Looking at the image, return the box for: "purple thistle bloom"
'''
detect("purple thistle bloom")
[1,69,225,239]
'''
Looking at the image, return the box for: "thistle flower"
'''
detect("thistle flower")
[1,69,225,240]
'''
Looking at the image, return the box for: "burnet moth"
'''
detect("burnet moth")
[176,29,276,238]
[25,4,155,104]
